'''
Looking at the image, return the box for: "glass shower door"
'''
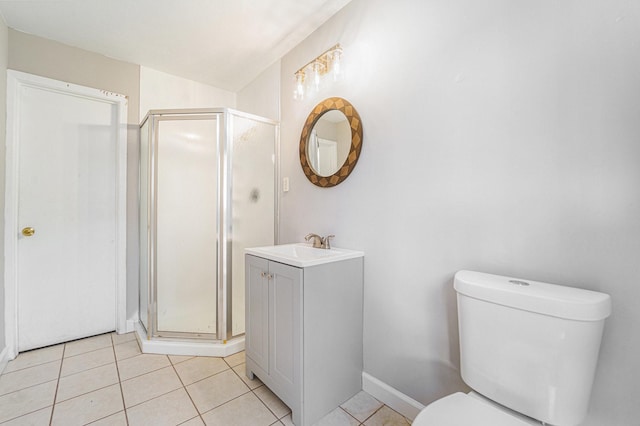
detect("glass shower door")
[155,115,219,336]
[229,113,277,337]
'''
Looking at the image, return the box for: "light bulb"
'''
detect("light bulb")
[332,48,342,81]
[294,71,305,100]
[312,62,321,91]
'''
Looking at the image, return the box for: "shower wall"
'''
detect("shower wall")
[139,108,278,344]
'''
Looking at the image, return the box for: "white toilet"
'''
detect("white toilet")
[414,270,611,426]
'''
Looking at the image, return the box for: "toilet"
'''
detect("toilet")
[414,270,611,426]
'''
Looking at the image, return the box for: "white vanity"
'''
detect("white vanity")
[245,243,364,426]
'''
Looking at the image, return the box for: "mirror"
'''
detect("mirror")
[300,97,363,187]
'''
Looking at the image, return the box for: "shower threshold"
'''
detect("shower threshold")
[134,321,245,357]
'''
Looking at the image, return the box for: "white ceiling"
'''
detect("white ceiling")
[0,0,351,92]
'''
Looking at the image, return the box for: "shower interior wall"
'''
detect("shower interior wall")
[138,108,278,345]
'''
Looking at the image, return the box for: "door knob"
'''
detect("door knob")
[22,227,35,237]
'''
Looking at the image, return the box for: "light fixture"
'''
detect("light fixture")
[293,44,343,100]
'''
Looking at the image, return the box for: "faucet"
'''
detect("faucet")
[304,233,335,249]
[322,234,335,249]
[305,233,323,248]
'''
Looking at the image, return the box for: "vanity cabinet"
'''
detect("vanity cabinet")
[245,249,363,426]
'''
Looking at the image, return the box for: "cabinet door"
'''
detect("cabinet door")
[269,261,303,398]
[245,255,269,372]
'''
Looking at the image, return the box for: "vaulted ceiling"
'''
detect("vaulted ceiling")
[0,0,352,91]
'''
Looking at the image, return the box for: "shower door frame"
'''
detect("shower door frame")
[139,108,279,343]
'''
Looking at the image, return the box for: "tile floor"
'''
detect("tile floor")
[0,332,411,425]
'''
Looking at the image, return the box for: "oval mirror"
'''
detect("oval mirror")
[299,97,363,187]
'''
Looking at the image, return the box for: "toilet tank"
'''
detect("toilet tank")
[454,271,611,426]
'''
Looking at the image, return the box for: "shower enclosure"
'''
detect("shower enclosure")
[138,108,278,356]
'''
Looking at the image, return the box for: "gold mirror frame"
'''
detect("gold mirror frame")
[300,97,363,187]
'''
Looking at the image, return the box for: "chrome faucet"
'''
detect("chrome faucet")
[304,233,335,249]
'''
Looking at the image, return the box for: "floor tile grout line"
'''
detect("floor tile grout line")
[0,404,54,425]
[110,340,130,426]
[197,387,255,419]
[53,358,116,381]
[62,331,116,358]
[0,364,61,398]
[117,357,173,382]
[339,406,363,425]
[176,415,203,426]
[49,343,66,425]
[123,379,186,411]
[225,359,288,420]
[84,410,126,425]
[251,385,291,421]
[168,356,195,366]
[63,344,115,361]
[168,355,206,424]
[1,350,64,375]
[111,332,138,347]
[359,404,384,424]
[53,380,121,405]
[175,363,233,388]
[59,359,116,380]
[0,357,63,378]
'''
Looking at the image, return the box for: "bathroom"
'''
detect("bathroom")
[0,0,638,425]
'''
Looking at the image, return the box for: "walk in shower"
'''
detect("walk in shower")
[137,108,278,356]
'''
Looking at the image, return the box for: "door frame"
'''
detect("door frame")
[3,70,128,358]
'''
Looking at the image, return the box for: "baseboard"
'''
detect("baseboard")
[125,319,137,333]
[0,346,10,375]
[362,372,425,421]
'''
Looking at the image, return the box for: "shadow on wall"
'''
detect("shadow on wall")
[444,276,462,379]
[396,356,470,405]
[393,277,471,404]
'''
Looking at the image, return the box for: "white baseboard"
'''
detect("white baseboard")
[0,346,10,375]
[125,319,137,333]
[362,372,425,421]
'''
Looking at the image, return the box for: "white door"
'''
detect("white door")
[5,71,127,352]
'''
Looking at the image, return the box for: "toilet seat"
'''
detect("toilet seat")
[413,392,537,426]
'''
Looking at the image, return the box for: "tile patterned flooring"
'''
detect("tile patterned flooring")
[0,332,411,425]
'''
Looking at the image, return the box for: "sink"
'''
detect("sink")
[245,243,364,268]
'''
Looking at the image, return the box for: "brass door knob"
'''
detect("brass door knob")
[22,227,35,237]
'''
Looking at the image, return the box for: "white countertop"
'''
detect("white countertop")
[245,243,364,268]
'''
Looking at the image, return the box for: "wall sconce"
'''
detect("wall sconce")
[293,44,342,100]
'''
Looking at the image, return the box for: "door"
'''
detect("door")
[269,260,302,403]
[245,255,269,372]
[6,71,127,352]
[155,116,219,336]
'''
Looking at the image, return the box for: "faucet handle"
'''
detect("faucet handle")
[322,235,335,249]
[305,233,323,248]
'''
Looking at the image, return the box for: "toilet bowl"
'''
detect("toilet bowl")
[412,271,611,426]
[413,392,539,426]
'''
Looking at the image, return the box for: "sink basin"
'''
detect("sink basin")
[245,243,364,268]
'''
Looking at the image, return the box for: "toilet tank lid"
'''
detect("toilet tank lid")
[454,270,612,321]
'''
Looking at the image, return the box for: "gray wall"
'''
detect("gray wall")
[7,29,141,322]
[237,60,281,122]
[278,1,640,424]
[0,16,8,356]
